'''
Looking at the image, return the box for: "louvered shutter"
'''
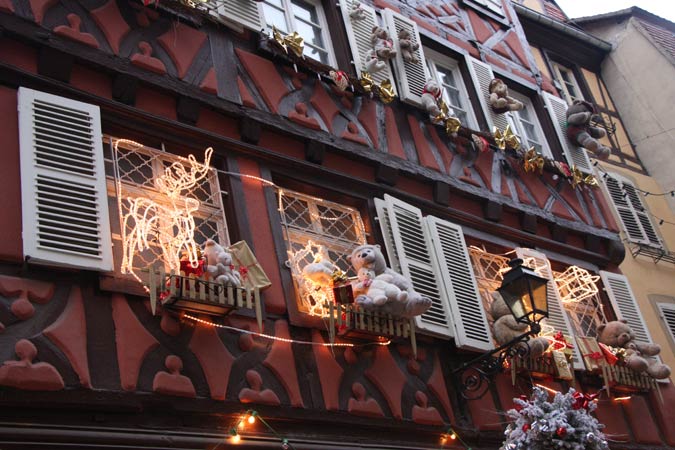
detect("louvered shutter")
[18,88,112,271]
[338,0,396,94]
[542,92,593,174]
[465,56,511,131]
[657,303,675,345]
[215,0,263,32]
[605,174,662,247]
[425,216,492,351]
[383,9,429,107]
[600,271,656,344]
[515,248,583,369]
[373,197,401,273]
[377,195,453,337]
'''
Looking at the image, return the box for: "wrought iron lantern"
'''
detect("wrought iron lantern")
[498,258,549,328]
[453,258,550,399]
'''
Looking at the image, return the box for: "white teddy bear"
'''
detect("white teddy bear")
[421,79,443,119]
[350,244,431,318]
[301,259,335,287]
[354,267,408,306]
[203,239,241,287]
[364,49,387,73]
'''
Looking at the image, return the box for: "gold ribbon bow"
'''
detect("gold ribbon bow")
[376,79,395,104]
[331,269,348,285]
[445,117,461,135]
[432,100,450,124]
[523,147,545,175]
[570,166,598,189]
[359,72,374,93]
[493,125,520,151]
[272,27,304,58]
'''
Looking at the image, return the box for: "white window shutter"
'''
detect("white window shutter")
[600,271,654,345]
[373,197,402,273]
[377,194,453,338]
[465,55,512,131]
[542,92,593,174]
[18,87,112,271]
[425,216,493,351]
[605,174,662,247]
[515,248,584,369]
[657,303,675,345]
[338,0,396,94]
[216,0,263,32]
[383,9,429,107]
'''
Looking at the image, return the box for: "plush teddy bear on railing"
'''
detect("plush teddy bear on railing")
[350,244,431,319]
[370,26,396,61]
[353,267,408,308]
[490,292,550,358]
[203,239,241,287]
[489,78,523,114]
[597,320,671,379]
[565,100,611,161]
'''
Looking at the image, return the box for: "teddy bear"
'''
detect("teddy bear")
[301,258,335,287]
[203,239,241,287]
[349,0,366,20]
[354,267,408,307]
[597,320,671,379]
[565,100,611,160]
[364,49,387,73]
[489,292,550,358]
[421,79,443,119]
[397,29,419,64]
[349,244,431,319]
[370,26,396,61]
[488,78,524,113]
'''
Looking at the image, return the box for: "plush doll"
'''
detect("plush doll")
[349,0,366,20]
[490,292,550,358]
[301,259,335,287]
[370,26,396,61]
[397,29,419,64]
[364,49,387,73]
[421,79,443,119]
[489,78,524,113]
[350,244,431,318]
[203,239,241,287]
[565,100,611,160]
[354,267,408,306]
[597,320,671,379]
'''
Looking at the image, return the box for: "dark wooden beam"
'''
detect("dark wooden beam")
[111,74,137,106]
[239,117,261,145]
[305,141,325,165]
[521,213,538,234]
[176,95,201,125]
[433,181,450,206]
[483,200,502,222]
[375,163,398,186]
[37,47,72,83]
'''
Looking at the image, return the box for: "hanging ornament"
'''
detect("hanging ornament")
[556,427,567,438]
[376,79,396,104]
[471,134,489,153]
[359,72,374,93]
[329,70,349,91]
[522,423,530,432]
[523,147,545,175]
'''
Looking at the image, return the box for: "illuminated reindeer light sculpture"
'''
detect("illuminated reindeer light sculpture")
[120,147,214,282]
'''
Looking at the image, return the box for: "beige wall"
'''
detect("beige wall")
[597,163,675,374]
[590,19,675,214]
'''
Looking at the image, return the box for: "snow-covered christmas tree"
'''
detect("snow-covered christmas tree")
[501,387,609,450]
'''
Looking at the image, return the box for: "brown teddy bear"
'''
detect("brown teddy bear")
[597,320,671,379]
[370,26,396,61]
[489,292,550,357]
[397,29,419,63]
[565,100,611,160]
[488,78,523,113]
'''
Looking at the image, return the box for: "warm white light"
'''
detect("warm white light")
[247,415,256,424]
[116,139,213,282]
[554,265,600,304]
[287,240,334,317]
[230,434,241,444]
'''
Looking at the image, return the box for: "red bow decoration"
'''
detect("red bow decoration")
[514,394,528,412]
[584,351,604,361]
[571,391,598,410]
[552,331,574,350]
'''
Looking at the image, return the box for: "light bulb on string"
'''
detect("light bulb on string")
[247,411,257,424]
[229,428,241,444]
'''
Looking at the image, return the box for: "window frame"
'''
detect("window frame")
[425,48,479,130]
[259,0,337,66]
[460,0,508,26]
[508,91,553,159]
[551,62,585,105]
[656,301,675,348]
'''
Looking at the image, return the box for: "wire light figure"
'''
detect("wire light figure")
[119,143,213,282]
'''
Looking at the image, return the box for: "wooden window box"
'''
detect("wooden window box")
[147,268,262,329]
[603,364,658,393]
[325,303,417,355]
[510,352,574,382]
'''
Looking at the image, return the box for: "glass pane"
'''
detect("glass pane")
[437,67,457,88]
[518,105,532,121]
[262,3,288,32]
[304,44,328,63]
[116,149,154,188]
[291,0,319,24]
[295,20,324,49]
[445,86,462,108]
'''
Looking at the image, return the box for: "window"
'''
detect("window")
[460,0,507,25]
[554,266,607,339]
[604,173,663,249]
[104,138,229,284]
[657,302,675,346]
[508,92,552,158]
[260,0,335,65]
[426,49,478,129]
[280,189,367,316]
[551,63,584,105]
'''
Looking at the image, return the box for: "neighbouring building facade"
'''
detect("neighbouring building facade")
[0,0,674,448]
